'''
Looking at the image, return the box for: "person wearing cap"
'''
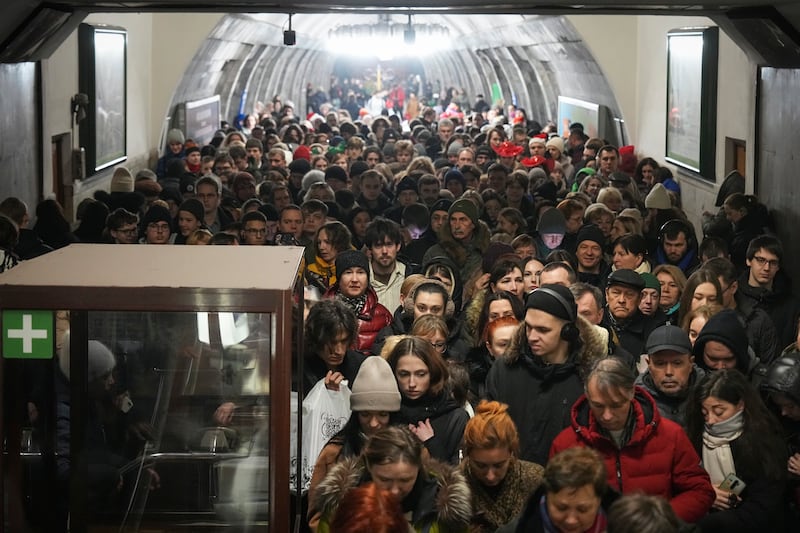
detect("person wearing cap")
[635,325,705,429]
[156,128,185,179]
[422,197,490,285]
[324,250,393,355]
[175,198,206,245]
[528,133,548,158]
[638,272,666,321]
[602,269,658,366]
[324,165,349,193]
[443,168,466,198]
[575,223,610,288]
[306,356,404,529]
[692,309,766,383]
[140,205,175,244]
[383,177,418,224]
[403,198,452,267]
[550,357,714,523]
[486,284,608,465]
[546,136,574,185]
[534,207,567,259]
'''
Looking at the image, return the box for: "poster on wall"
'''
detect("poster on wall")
[665,27,718,180]
[79,23,127,175]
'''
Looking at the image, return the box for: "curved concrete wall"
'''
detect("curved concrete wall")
[167,14,623,139]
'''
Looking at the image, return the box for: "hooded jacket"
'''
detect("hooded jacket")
[692,309,767,383]
[485,316,607,465]
[550,387,714,523]
[324,285,393,355]
[423,219,491,285]
[313,456,472,533]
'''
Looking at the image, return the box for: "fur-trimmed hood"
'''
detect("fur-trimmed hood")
[435,218,491,268]
[314,455,472,531]
[502,314,608,377]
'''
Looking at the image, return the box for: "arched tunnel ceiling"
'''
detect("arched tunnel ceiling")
[168,13,626,143]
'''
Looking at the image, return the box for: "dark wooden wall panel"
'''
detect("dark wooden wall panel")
[0,63,40,210]
[757,67,800,274]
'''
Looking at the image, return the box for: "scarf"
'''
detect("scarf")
[539,495,606,533]
[338,292,367,316]
[702,409,744,485]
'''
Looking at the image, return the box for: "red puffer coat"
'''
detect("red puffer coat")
[550,386,714,524]
[324,286,393,355]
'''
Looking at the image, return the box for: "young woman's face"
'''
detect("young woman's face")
[497,215,518,236]
[585,178,602,198]
[395,354,430,400]
[484,199,502,222]
[369,460,419,501]
[492,268,524,300]
[357,411,390,436]
[641,164,655,185]
[691,282,718,311]
[178,212,200,237]
[351,211,371,238]
[523,259,544,293]
[468,446,513,487]
[701,395,744,426]
[688,316,708,347]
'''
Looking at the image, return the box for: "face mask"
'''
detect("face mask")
[705,408,744,438]
[542,233,564,249]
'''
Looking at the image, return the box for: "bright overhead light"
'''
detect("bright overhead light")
[327,14,451,60]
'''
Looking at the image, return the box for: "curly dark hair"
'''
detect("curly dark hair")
[304,299,357,356]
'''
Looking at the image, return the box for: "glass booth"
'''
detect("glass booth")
[0,244,303,532]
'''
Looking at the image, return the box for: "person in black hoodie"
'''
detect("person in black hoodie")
[387,336,469,465]
[722,193,771,271]
[486,284,608,465]
[735,235,800,348]
[692,308,766,385]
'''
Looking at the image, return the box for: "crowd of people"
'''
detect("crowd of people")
[2,96,800,532]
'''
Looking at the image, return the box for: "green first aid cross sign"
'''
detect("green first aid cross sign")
[3,310,54,359]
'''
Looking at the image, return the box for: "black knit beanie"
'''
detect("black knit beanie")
[526,284,576,322]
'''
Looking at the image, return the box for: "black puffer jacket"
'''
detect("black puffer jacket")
[392,386,469,465]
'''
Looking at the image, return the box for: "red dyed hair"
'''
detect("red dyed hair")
[483,315,521,345]
[329,482,407,532]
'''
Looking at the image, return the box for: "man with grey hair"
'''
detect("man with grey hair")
[551,357,714,524]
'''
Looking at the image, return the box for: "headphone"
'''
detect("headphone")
[535,287,580,342]
[658,219,697,251]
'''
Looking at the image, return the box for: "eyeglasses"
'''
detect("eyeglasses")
[752,255,779,268]
[147,223,170,232]
[430,341,447,352]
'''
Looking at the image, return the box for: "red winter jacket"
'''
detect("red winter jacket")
[550,386,714,523]
[325,286,393,355]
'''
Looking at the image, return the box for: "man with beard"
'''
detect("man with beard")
[365,217,407,313]
[422,198,490,284]
[635,325,704,429]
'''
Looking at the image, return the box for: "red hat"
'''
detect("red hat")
[520,155,547,168]
[493,141,524,158]
[529,133,548,145]
[619,145,635,156]
[293,145,311,162]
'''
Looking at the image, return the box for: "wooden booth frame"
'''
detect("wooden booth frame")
[665,26,719,181]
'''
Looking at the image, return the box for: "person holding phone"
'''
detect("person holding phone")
[686,369,788,530]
